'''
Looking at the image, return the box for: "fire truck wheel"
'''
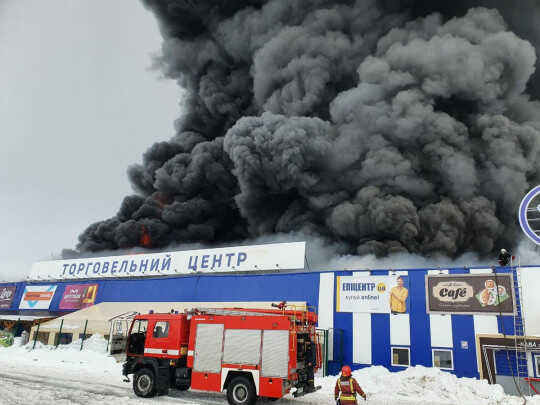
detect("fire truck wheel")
[176,382,190,391]
[227,376,256,405]
[133,368,156,398]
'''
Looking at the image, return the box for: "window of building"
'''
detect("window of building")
[55,332,73,346]
[535,355,540,377]
[152,321,169,338]
[32,331,49,345]
[432,349,453,370]
[391,347,410,367]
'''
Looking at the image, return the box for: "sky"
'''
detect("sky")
[0,0,182,281]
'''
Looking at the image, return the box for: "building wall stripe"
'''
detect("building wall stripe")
[449,267,478,378]
[317,272,334,330]
[390,314,410,346]
[370,270,390,369]
[409,270,431,368]
[353,271,371,365]
[428,270,453,349]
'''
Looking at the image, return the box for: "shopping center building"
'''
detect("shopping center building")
[0,241,539,395]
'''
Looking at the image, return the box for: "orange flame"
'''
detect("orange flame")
[140,225,152,248]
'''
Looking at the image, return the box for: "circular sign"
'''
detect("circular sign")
[519,185,540,245]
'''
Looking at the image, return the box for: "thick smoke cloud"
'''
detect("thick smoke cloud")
[76,0,540,258]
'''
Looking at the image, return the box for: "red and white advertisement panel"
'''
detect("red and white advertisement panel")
[59,284,98,310]
[19,285,57,310]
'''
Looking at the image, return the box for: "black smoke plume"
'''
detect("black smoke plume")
[76,0,540,258]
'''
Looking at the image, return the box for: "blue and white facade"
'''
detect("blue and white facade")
[1,263,540,383]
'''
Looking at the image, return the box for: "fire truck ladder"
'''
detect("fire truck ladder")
[194,307,316,337]
[194,308,283,317]
[511,258,530,397]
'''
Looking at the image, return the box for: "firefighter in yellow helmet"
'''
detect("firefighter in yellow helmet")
[334,365,366,404]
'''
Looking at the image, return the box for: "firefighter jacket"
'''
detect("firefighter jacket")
[334,376,366,404]
[306,341,316,365]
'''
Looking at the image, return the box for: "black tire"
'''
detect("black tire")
[176,382,190,391]
[133,368,156,398]
[227,376,257,405]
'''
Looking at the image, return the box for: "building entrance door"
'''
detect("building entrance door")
[493,349,531,396]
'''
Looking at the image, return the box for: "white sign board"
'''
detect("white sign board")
[336,275,410,314]
[519,185,540,245]
[520,267,540,337]
[30,242,305,281]
[19,285,57,310]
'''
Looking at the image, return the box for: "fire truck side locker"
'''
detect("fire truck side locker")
[188,321,224,391]
[259,329,291,398]
[187,314,294,398]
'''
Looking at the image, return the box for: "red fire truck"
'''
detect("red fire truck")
[122,305,322,405]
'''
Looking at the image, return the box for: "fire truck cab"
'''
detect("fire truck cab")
[122,306,321,405]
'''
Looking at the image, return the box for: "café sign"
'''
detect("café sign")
[426,273,515,315]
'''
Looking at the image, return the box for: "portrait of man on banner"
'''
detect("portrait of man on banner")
[390,276,409,314]
[337,274,412,314]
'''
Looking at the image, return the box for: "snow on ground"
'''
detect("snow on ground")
[0,335,123,388]
[301,366,540,405]
[0,336,539,405]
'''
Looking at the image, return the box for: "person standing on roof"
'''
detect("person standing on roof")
[335,365,366,404]
[498,249,511,266]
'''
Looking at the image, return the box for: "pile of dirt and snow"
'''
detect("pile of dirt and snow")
[298,366,540,405]
[55,333,109,353]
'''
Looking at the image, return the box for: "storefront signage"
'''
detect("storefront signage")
[477,335,540,383]
[0,286,16,309]
[337,275,410,313]
[19,285,57,310]
[426,273,515,315]
[29,242,306,281]
[59,284,98,310]
[519,185,540,245]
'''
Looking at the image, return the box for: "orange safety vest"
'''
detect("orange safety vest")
[337,378,356,401]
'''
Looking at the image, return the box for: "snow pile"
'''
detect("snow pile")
[297,366,540,405]
[54,334,109,354]
[0,334,121,386]
[16,334,109,355]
